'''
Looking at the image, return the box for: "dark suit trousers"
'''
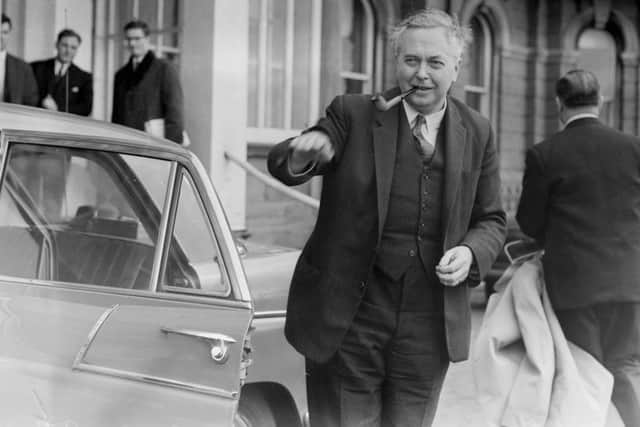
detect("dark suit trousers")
[556,303,640,426]
[305,257,448,427]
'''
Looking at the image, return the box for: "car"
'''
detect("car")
[0,103,307,426]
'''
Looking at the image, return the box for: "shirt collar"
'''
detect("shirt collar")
[55,59,69,72]
[565,112,599,126]
[402,98,447,130]
[0,51,6,62]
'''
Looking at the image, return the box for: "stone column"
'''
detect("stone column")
[182,0,249,230]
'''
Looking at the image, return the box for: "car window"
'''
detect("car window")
[0,143,171,290]
[161,171,229,296]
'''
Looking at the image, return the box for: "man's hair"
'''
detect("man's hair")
[1,13,11,29]
[556,69,600,108]
[57,28,81,44]
[388,8,472,61]
[123,19,150,36]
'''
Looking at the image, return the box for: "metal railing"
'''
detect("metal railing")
[224,151,320,210]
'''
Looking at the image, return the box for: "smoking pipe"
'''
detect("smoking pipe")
[371,87,418,111]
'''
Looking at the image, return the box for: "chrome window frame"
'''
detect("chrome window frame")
[157,166,232,298]
[0,129,252,305]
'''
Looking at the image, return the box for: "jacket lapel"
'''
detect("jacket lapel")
[372,88,401,240]
[442,99,468,249]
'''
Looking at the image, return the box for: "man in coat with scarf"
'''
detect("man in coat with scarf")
[112,19,184,144]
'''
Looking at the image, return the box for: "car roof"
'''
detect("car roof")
[0,102,188,154]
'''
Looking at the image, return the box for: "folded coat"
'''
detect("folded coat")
[472,256,623,427]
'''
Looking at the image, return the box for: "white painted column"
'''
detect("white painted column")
[182,0,248,231]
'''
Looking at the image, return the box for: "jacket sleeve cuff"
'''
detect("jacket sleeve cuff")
[462,244,482,285]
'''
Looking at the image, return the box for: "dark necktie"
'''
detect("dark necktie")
[412,114,434,160]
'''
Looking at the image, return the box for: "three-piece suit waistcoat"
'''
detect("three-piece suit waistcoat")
[375,111,445,282]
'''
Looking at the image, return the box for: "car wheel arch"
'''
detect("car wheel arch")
[236,382,303,427]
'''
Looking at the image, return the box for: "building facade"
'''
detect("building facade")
[3,0,639,247]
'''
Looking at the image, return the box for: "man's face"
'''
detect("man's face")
[395,27,460,115]
[124,28,149,59]
[56,36,80,64]
[0,22,11,52]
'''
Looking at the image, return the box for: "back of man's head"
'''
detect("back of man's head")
[556,69,600,108]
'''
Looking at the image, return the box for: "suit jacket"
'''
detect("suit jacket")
[31,58,93,116]
[268,90,506,363]
[517,117,640,309]
[111,51,184,143]
[4,54,38,106]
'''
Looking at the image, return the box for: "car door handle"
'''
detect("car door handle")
[161,327,236,364]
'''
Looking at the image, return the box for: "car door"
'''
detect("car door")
[0,133,253,426]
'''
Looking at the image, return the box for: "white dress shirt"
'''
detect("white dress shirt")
[402,99,447,146]
[564,112,599,127]
[54,60,69,78]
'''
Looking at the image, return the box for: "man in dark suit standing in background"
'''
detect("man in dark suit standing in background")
[268,9,506,426]
[111,19,184,144]
[31,29,93,116]
[0,13,37,106]
[517,69,640,426]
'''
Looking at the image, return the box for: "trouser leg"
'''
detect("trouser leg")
[381,259,448,427]
[381,311,449,427]
[600,303,640,427]
[305,267,397,427]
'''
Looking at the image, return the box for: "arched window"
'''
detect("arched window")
[339,0,375,94]
[576,28,620,128]
[247,0,322,137]
[463,13,493,118]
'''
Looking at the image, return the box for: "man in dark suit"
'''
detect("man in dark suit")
[112,19,184,144]
[268,9,506,426]
[517,69,640,426]
[31,29,93,116]
[0,13,37,106]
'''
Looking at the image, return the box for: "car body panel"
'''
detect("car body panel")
[0,104,306,425]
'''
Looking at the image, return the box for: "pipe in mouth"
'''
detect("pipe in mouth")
[371,87,419,111]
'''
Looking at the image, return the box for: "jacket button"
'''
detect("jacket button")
[360,281,366,292]
[408,249,416,257]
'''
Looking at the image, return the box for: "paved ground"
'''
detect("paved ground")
[432,292,488,427]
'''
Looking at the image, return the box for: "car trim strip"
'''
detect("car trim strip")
[72,304,120,368]
[72,363,238,399]
[0,274,252,309]
[253,310,287,319]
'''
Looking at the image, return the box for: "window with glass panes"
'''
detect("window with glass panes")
[340,0,375,94]
[463,14,492,117]
[577,28,620,128]
[247,0,322,143]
